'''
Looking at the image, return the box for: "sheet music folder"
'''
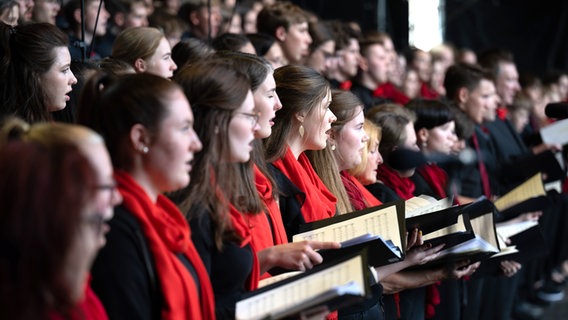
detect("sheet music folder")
[293,200,406,267]
[405,203,466,235]
[494,173,549,220]
[407,199,501,270]
[235,249,371,320]
[474,222,548,277]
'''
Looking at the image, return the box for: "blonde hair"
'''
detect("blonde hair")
[1,117,103,152]
[349,119,381,178]
[305,147,353,215]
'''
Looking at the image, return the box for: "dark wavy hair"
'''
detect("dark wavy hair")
[0,22,69,123]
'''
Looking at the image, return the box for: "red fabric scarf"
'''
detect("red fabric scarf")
[341,171,383,210]
[415,165,446,319]
[344,171,383,207]
[228,202,260,290]
[471,132,492,199]
[373,82,410,105]
[375,164,415,200]
[114,171,215,320]
[417,164,448,199]
[339,80,352,90]
[272,147,337,222]
[77,282,108,320]
[49,282,108,320]
[341,171,367,211]
[420,81,440,99]
[253,164,288,247]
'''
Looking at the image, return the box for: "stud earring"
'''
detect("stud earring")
[331,144,336,151]
[140,146,149,154]
[299,124,305,138]
[422,141,427,149]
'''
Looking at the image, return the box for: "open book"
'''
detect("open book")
[408,199,501,269]
[494,173,548,220]
[292,201,406,267]
[405,200,475,250]
[235,250,370,320]
[405,195,453,218]
[474,220,547,277]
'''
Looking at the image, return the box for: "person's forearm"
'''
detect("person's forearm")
[256,247,275,275]
[380,269,445,294]
[374,259,415,281]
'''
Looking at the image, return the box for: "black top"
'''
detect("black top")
[189,205,254,320]
[484,118,532,193]
[457,126,500,198]
[411,170,438,199]
[365,182,402,203]
[91,205,199,320]
[350,81,392,112]
[68,34,105,62]
[268,163,306,241]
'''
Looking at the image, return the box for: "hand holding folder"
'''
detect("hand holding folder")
[293,201,407,267]
[235,249,371,320]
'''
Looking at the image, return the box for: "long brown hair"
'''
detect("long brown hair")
[174,58,251,250]
[0,22,69,123]
[305,90,363,214]
[215,51,278,213]
[264,65,331,162]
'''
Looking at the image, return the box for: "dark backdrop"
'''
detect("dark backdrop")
[290,0,568,76]
[445,0,568,76]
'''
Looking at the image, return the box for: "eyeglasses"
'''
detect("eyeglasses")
[235,112,260,126]
[95,180,121,209]
[84,213,106,236]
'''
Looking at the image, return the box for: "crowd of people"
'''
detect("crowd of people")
[1,0,568,319]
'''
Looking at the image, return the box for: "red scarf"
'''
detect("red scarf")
[272,147,337,222]
[496,107,508,120]
[49,282,108,320]
[375,164,415,200]
[228,202,260,290]
[253,164,288,246]
[114,171,215,320]
[250,165,288,280]
[339,80,352,90]
[78,281,108,320]
[425,282,441,319]
[420,81,440,99]
[340,171,382,210]
[415,165,446,319]
[373,82,410,105]
[417,164,448,199]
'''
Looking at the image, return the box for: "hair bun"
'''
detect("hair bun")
[1,117,31,142]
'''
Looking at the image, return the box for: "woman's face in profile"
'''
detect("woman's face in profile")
[64,142,121,302]
[143,37,178,79]
[302,89,336,151]
[40,46,77,112]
